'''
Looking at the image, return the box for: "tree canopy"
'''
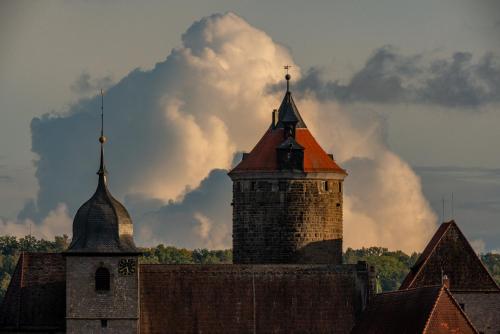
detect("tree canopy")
[0,235,498,303]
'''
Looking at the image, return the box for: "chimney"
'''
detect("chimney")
[442,274,450,289]
[272,109,277,129]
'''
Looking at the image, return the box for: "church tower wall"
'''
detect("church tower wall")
[66,256,139,334]
[232,176,344,264]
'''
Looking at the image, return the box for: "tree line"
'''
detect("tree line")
[0,235,499,303]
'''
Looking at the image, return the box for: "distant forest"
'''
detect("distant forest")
[1,235,499,303]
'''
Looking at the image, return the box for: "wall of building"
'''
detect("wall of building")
[232,178,343,264]
[66,256,139,334]
[140,263,370,334]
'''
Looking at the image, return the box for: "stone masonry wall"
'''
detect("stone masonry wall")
[233,178,343,264]
[66,256,139,334]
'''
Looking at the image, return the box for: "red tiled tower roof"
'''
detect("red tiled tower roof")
[231,128,345,173]
[230,78,345,175]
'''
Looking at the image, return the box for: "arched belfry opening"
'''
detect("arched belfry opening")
[95,267,111,291]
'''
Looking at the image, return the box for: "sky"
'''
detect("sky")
[1,0,499,252]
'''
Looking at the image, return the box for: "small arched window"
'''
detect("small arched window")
[95,267,110,292]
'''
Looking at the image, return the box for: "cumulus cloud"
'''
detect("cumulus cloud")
[0,203,71,239]
[135,169,232,249]
[25,12,436,252]
[70,71,114,96]
[288,46,500,108]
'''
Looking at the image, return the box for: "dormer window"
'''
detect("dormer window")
[95,267,110,292]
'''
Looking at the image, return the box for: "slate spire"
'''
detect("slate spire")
[275,72,307,129]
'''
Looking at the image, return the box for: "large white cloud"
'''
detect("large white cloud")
[22,12,436,252]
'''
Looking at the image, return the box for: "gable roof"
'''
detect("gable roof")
[400,220,499,292]
[0,252,66,331]
[351,286,478,334]
[230,128,346,174]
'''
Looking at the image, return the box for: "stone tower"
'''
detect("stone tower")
[63,93,140,334]
[228,74,347,264]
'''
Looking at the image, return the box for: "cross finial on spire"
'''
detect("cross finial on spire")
[284,65,292,92]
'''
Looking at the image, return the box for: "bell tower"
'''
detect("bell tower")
[63,91,140,334]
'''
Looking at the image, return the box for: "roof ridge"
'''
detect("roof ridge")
[378,284,441,296]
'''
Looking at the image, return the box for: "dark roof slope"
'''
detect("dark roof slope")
[140,264,367,334]
[453,292,500,334]
[0,253,66,331]
[351,286,477,334]
[400,221,499,291]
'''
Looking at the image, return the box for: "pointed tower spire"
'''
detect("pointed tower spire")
[97,89,107,184]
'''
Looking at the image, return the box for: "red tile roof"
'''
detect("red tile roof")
[230,128,346,174]
[351,286,478,334]
[400,220,499,291]
[0,252,66,331]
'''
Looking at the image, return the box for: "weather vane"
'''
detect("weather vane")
[284,65,292,91]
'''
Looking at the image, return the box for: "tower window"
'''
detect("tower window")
[95,267,110,292]
[339,182,342,193]
[250,181,256,191]
[101,319,108,328]
[321,181,329,192]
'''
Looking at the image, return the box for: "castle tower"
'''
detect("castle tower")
[63,92,140,334]
[228,73,347,264]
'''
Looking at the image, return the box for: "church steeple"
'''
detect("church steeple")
[97,89,108,186]
[66,90,138,254]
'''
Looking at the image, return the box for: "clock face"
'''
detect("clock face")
[118,258,136,276]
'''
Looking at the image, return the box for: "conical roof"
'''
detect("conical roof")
[229,75,345,175]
